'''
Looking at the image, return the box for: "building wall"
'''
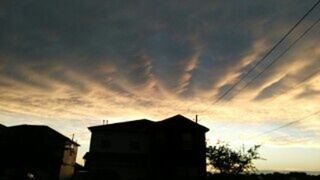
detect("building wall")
[152,130,206,180]
[59,143,78,180]
[86,125,207,180]
[90,131,150,154]
[87,130,152,180]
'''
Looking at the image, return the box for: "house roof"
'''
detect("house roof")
[88,114,209,132]
[8,124,80,146]
[157,114,209,132]
[89,119,154,132]
[0,124,7,133]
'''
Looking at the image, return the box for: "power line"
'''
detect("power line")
[209,0,320,105]
[247,110,320,140]
[230,16,320,99]
[198,1,320,144]
[193,0,320,121]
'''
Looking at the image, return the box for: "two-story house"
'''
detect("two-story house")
[83,114,209,180]
[0,124,79,180]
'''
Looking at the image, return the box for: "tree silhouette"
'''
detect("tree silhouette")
[206,141,263,174]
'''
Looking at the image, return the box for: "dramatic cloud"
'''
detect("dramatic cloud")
[1,0,320,170]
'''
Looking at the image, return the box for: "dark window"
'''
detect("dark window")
[101,139,111,149]
[181,133,193,150]
[130,141,141,151]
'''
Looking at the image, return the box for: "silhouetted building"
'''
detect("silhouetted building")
[0,124,6,136]
[0,124,7,161]
[83,114,209,180]
[0,124,79,180]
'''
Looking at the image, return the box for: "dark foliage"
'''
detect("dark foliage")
[206,141,263,174]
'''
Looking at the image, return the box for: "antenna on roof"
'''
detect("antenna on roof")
[195,115,198,123]
[102,120,108,125]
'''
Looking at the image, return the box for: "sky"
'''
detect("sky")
[0,0,320,172]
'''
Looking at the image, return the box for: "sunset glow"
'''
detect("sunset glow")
[1,0,320,172]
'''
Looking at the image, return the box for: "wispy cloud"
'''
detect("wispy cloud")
[1,0,320,169]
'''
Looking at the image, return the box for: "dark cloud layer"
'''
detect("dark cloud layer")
[0,0,319,102]
[2,1,320,170]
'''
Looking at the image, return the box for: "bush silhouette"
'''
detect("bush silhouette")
[206,141,263,174]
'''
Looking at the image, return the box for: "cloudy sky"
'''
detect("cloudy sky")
[1,0,320,172]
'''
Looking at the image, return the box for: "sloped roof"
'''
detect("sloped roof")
[8,124,80,146]
[88,114,209,132]
[157,114,209,132]
[89,119,154,132]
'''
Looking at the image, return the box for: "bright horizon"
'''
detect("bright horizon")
[1,0,320,173]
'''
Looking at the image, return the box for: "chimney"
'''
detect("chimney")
[195,115,198,123]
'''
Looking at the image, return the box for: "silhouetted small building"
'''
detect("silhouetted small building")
[0,124,79,180]
[83,114,209,180]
